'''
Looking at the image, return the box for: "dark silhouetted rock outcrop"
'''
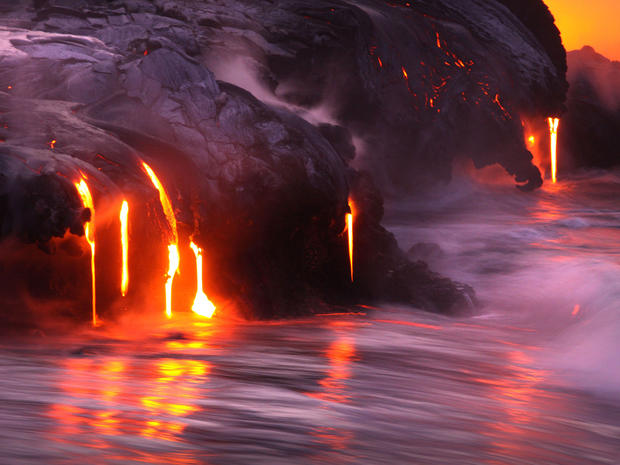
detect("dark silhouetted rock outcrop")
[0,0,569,322]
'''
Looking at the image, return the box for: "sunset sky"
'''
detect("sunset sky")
[545,0,620,60]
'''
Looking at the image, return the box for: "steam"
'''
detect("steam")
[385,168,620,395]
[206,54,339,127]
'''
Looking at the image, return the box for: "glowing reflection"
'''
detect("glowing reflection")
[48,355,210,461]
[307,322,357,455]
[472,344,556,464]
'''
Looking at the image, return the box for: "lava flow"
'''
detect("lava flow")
[189,242,216,318]
[141,162,179,318]
[74,177,97,327]
[548,117,560,183]
[120,200,129,297]
[346,201,354,282]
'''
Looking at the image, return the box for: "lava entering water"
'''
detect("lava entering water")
[346,201,354,282]
[548,117,560,183]
[120,200,129,297]
[141,162,179,318]
[74,177,97,327]
[189,242,216,318]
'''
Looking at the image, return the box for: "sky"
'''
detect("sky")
[545,0,620,60]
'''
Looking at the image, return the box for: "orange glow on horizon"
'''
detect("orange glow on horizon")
[120,200,129,297]
[74,178,98,327]
[545,0,620,61]
[142,162,179,318]
[548,117,560,183]
[189,242,216,318]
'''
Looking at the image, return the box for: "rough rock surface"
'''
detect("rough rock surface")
[0,0,567,322]
[193,0,567,191]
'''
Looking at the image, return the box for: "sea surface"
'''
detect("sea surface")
[0,170,619,464]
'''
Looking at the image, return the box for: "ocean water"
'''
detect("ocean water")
[0,170,618,464]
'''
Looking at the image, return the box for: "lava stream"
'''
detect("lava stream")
[142,162,179,318]
[120,200,129,297]
[189,242,216,318]
[74,177,97,327]
[548,117,560,184]
[347,201,354,282]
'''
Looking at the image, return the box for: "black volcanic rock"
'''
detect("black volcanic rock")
[195,0,566,192]
[559,47,620,170]
[0,0,567,322]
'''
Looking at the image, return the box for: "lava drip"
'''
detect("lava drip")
[120,200,129,297]
[346,201,354,282]
[189,242,216,318]
[74,177,98,327]
[548,117,560,183]
[141,162,179,318]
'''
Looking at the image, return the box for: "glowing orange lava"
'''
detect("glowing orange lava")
[142,162,179,318]
[74,177,97,326]
[346,201,354,282]
[548,117,560,183]
[120,200,129,297]
[49,139,56,150]
[189,242,216,318]
[528,135,536,146]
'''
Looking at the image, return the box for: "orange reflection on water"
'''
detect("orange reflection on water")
[473,345,559,464]
[307,335,357,405]
[307,323,358,456]
[48,355,210,459]
[485,349,547,423]
[139,359,209,441]
[375,319,442,331]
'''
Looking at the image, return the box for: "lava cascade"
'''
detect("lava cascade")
[74,177,97,327]
[346,201,354,283]
[189,242,216,318]
[548,117,560,183]
[141,162,179,318]
[120,200,129,297]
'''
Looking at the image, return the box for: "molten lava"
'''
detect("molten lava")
[165,244,180,317]
[548,117,560,184]
[120,200,129,297]
[189,242,216,318]
[346,202,354,282]
[142,162,179,318]
[74,177,97,326]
